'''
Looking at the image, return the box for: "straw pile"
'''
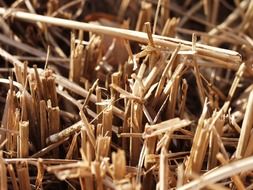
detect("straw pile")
[0,0,253,189]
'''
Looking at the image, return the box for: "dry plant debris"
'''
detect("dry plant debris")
[0,0,253,189]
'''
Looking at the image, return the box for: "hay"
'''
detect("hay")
[0,0,253,189]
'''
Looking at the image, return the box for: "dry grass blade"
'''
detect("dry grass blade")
[0,151,7,190]
[216,153,245,190]
[236,90,253,158]
[112,150,126,180]
[16,161,31,190]
[143,118,191,138]
[179,156,253,190]
[7,164,19,190]
[18,121,29,158]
